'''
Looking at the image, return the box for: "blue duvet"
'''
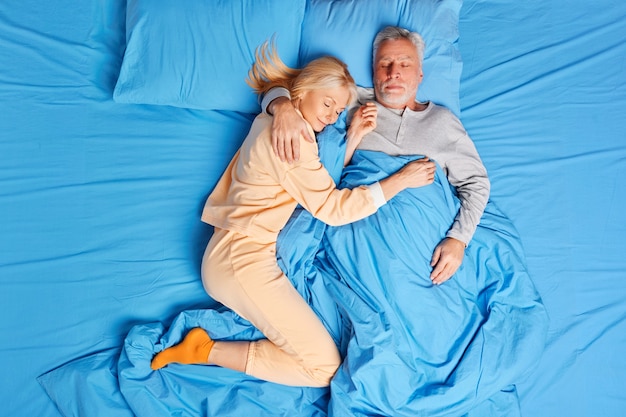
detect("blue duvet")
[39,126,548,417]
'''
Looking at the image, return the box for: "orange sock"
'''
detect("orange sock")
[151,327,215,371]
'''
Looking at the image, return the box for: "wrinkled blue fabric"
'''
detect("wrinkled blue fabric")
[39,123,547,416]
[322,151,548,416]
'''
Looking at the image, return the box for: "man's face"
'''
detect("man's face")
[373,38,423,109]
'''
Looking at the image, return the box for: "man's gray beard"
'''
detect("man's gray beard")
[376,88,415,108]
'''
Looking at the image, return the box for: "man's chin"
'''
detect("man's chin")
[378,94,412,108]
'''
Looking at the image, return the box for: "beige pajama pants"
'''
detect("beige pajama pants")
[201,227,341,387]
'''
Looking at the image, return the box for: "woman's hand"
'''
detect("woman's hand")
[345,103,377,165]
[378,157,436,201]
[269,97,313,163]
[347,102,377,142]
[396,157,436,188]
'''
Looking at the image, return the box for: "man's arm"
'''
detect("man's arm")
[444,135,490,245]
[263,87,369,163]
[262,88,313,163]
[431,126,490,285]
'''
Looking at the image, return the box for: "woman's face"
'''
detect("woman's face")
[297,87,351,132]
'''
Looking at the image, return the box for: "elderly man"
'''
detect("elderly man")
[263,26,489,285]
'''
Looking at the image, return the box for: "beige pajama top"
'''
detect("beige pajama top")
[201,113,382,239]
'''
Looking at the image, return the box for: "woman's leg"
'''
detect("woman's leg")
[150,327,250,372]
[201,229,341,387]
[151,327,215,370]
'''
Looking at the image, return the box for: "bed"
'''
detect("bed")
[1,0,625,416]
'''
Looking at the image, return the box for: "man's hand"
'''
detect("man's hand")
[430,237,466,285]
[268,97,314,163]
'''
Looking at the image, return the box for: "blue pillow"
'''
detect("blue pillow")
[113,0,306,113]
[299,0,463,116]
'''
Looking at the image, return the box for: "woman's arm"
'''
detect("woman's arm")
[282,148,436,226]
[344,103,377,166]
[378,157,436,201]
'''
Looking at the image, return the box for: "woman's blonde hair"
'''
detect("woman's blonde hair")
[247,40,358,105]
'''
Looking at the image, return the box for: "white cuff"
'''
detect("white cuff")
[367,182,386,209]
[261,87,291,115]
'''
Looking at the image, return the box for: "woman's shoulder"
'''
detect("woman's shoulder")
[246,113,274,140]
[241,114,274,157]
[246,112,319,164]
[250,113,273,132]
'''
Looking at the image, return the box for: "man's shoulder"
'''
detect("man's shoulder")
[422,102,464,126]
[427,102,455,117]
[357,86,375,104]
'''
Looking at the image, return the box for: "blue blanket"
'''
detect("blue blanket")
[38,126,548,417]
[322,151,548,416]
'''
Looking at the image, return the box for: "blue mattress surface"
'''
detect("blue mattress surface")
[1,0,625,416]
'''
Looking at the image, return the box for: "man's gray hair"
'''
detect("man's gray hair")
[372,26,425,64]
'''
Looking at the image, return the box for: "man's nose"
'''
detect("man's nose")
[387,63,399,78]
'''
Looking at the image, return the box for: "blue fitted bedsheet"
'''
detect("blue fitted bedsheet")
[1,0,626,416]
[38,130,548,416]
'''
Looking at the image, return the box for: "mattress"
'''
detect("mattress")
[1,0,625,416]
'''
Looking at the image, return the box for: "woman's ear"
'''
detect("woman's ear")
[292,94,303,110]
